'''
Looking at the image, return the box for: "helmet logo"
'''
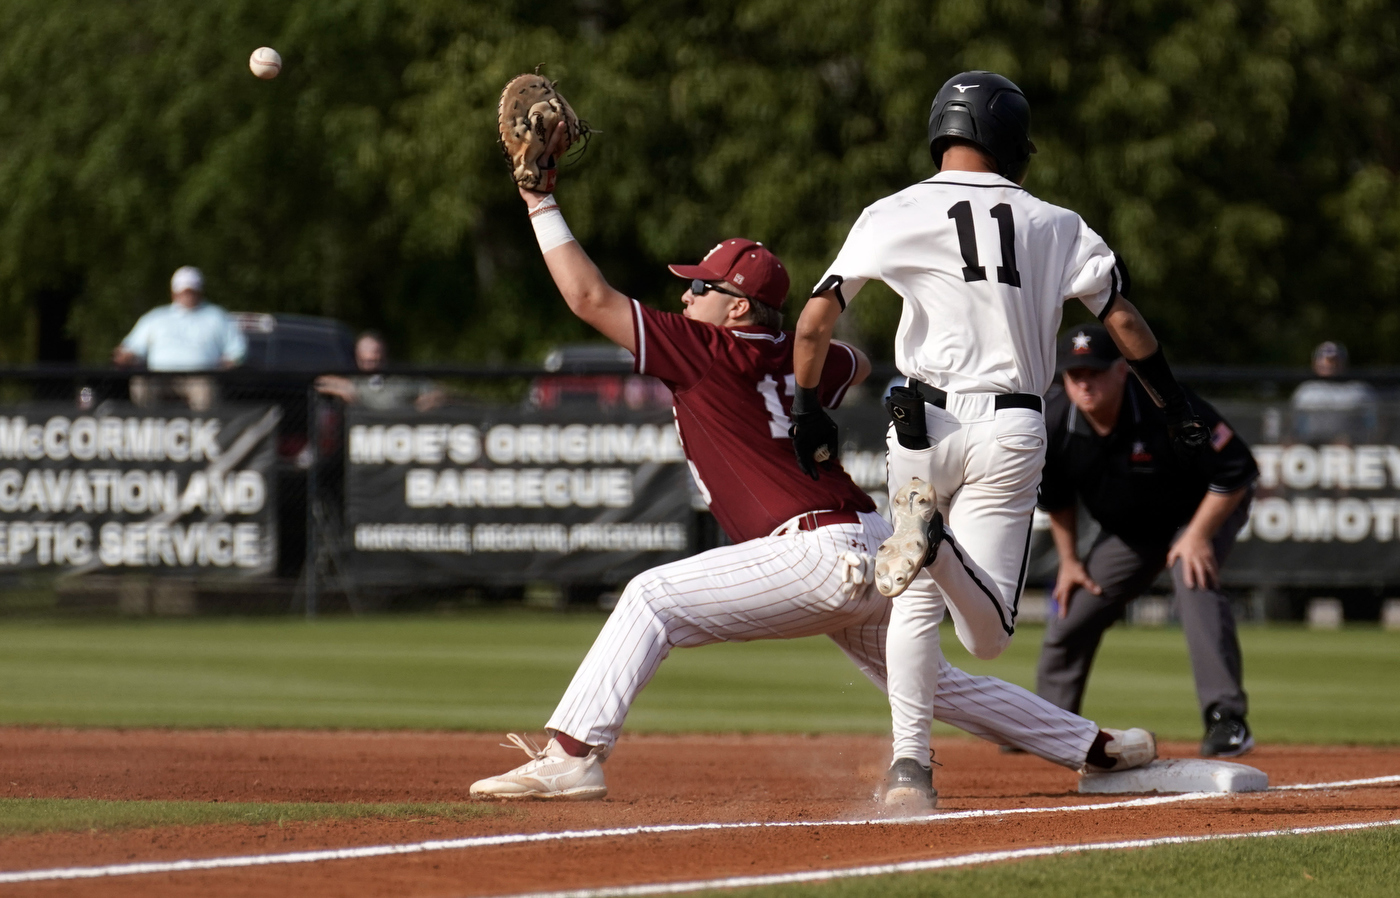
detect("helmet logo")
[952,83,980,92]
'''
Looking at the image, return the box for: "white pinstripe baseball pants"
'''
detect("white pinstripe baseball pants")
[884,392,1049,763]
[546,509,1098,770]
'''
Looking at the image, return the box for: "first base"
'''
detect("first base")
[1078,759,1268,794]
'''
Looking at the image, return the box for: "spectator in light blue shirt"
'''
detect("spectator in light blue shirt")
[113,266,247,371]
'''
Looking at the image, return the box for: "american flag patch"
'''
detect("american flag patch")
[1211,421,1234,451]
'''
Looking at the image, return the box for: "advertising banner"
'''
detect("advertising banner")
[345,405,694,585]
[1214,398,1400,586]
[0,404,280,575]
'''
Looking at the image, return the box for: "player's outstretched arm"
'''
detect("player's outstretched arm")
[1101,295,1208,455]
[519,185,635,354]
[788,290,845,479]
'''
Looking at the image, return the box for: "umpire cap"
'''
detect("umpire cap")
[928,71,1036,182]
[1057,325,1122,372]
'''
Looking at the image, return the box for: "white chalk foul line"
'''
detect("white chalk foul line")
[1274,773,1400,791]
[504,817,1400,898]
[0,772,1395,885]
[0,794,1214,884]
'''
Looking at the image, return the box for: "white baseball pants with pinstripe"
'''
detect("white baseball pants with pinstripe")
[546,508,1098,771]
[884,391,1049,764]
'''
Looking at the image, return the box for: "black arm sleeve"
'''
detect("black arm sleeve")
[1126,346,1186,412]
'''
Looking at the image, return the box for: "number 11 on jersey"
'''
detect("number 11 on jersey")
[757,374,798,438]
[949,201,1021,287]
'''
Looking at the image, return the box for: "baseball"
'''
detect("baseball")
[249,47,282,80]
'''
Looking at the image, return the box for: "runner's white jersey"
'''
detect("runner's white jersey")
[816,170,1120,396]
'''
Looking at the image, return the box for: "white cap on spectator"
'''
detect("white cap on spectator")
[170,266,204,294]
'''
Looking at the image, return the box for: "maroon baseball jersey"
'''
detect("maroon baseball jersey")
[629,301,876,543]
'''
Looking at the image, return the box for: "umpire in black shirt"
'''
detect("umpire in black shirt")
[1035,325,1259,757]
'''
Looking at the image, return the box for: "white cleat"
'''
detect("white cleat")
[1085,727,1158,773]
[470,733,608,800]
[875,478,940,598]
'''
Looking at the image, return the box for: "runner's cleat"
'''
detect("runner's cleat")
[470,733,607,800]
[882,757,937,811]
[1084,727,1157,772]
[875,478,942,597]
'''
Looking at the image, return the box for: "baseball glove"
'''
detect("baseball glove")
[497,71,587,192]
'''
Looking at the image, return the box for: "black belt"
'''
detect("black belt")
[907,379,1043,413]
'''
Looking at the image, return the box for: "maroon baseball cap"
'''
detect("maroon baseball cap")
[668,238,791,309]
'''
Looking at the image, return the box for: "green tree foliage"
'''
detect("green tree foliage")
[0,0,1397,365]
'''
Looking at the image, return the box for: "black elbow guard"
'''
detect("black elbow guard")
[812,275,847,310]
[1126,346,1185,411]
[1112,253,1131,298]
[1097,254,1131,321]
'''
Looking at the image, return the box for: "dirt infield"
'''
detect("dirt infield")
[1,728,1397,897]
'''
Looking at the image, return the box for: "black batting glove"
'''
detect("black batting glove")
[789,386,839,480]
[1165,399,1210,459]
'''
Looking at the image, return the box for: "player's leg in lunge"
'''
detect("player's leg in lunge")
[470,524,880,800]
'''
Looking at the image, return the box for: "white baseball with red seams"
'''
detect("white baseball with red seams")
[248,47,282,80]
[816,169,1122,765]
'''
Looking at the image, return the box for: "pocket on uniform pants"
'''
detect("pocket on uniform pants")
[992,410,1046,452]
[994,431,1044,451]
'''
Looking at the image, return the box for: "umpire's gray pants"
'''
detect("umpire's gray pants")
[1034,498,1251,723]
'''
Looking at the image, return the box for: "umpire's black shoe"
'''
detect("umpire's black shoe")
[882,757,937,811]
[1201,707,1254,758]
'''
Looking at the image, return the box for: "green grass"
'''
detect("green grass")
[0,611,1395,742]
[708,826,1400,898]
[0,798,496,835]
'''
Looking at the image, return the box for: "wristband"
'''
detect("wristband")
[528,194,576,254]
[791,385,822,416]
[1125,346,1185,410]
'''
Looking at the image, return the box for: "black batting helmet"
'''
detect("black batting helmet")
[928,71,1036,182]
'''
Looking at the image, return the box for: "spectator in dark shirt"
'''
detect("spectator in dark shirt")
[315,331,445,411]
[1035,325,1259,758]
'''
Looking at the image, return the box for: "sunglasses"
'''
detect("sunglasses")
[689,279,747,300]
